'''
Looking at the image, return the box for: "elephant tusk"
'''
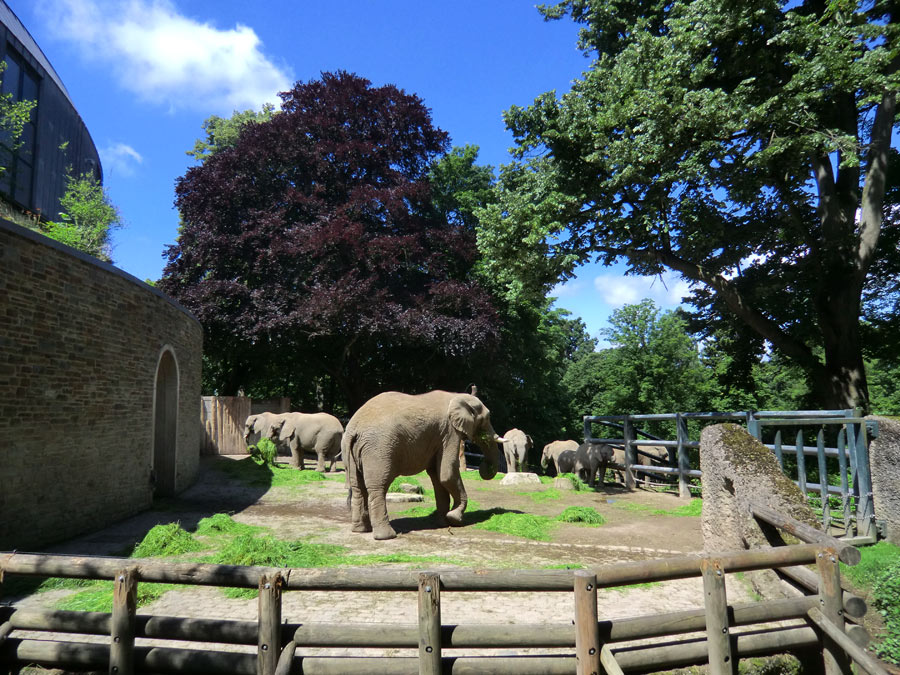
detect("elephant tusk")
[495,435,506,443]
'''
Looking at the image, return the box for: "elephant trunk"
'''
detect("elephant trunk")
[478,430,504,480]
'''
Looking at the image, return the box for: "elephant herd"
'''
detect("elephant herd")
[241,388,668,541]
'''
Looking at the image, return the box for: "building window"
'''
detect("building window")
[0,46,39,208]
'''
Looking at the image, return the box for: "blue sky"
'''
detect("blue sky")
[9,0,691,341]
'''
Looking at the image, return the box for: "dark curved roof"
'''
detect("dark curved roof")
[0,1,72,107]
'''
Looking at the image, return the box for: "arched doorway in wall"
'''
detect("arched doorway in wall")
[153,348,179,497]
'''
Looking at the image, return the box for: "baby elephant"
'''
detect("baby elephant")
[574,442,615,487]
[540,440,579,475]
[502,428,533,473]
[268,412,344,472]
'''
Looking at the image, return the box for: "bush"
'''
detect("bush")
[873,558,900,664]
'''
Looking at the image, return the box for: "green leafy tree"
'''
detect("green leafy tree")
[186,103,276,162]
[563,300,715,433]
[0,61,36,170]
[42,172,123,262]
[484,0,899,411]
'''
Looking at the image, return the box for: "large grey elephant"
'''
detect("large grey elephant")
[540,440,579,474]
[501,428,533,473]
[267,412,344,472]
[243,412,281,448]
[342,390,505,540]
[574,442,615,487]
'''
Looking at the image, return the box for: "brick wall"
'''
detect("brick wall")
[0,219,203,550]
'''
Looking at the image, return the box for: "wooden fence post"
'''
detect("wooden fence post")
[816,548,852,675]
[623,416,636,491]
[418,573,441,675]
[110,568,137,675]
[574,570,600,675]
[701,558,734,675]
[258,572,283,675]
[676,413,691,499]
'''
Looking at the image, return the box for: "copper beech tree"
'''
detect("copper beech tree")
[160,72,499,410]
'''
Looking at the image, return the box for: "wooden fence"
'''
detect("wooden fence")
[201,397,293,456]
[583,410,878,541]
[0,509,887,675]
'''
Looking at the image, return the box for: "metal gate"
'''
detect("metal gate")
[583,410,879,541]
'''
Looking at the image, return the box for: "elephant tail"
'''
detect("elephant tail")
[342,428,359,511]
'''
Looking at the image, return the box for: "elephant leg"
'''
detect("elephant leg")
[426,467,451,526]
[314,448,327,473]
[290,441,304,469]
[366,487,396,540]
[597,460,609,486]
[350,483,371,533]
[438,461,468,526]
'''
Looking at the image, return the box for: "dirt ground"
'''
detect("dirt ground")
[8,455,763,661]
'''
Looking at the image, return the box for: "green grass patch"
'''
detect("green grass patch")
[55,581,180,612]
[841,540,900,588]
[131,522,206,558]
[612,498,702,517]
[473,511,554,541]
[840,541,900,664]
[556,506,606,526]
[539,475,555,484]
[558,473,589,491]
[195,513,265,539]
[248,437,278,465]
[518,487,562,502]
[544,563,585,569]
[214,457,328,489]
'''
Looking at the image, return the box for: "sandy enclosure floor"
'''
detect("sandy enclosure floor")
[6,455,764,661]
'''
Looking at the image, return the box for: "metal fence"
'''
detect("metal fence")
[583,410,879,541]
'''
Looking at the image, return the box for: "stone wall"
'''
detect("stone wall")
[0,220,203,550]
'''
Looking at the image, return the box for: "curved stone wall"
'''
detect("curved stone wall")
[0,219,203,549]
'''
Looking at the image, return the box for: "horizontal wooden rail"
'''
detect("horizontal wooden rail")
[807,608,888,675]
[5,624,824,674]
[774,566,867,619]
[0,545,825,591]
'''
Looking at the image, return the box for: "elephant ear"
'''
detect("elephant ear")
[448,395,478,440]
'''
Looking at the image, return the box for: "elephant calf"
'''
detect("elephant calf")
[574,442,615,487]
[267,412,344,472]
[540,440,579,475]
[501,428,533,473]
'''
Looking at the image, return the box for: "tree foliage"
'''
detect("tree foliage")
[42,172,123,262]
[0,60,36,171]
[160,72,500,411]
[482,0,899,411]
[563,300,714,433]
[185,104,276,162]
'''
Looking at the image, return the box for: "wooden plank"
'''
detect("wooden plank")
[816,428,831,530]
[774,566,867,619]
[796,430,808,499]
[573,571,600,675]
[676,413,691,499]
[599,644,624,675]
[258,572,283,675]
[701,558,734,675]
[109,568,137,675]
[749,502,860,565]
[623,416,636,490]
[417,573,441,675]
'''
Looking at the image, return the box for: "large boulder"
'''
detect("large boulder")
[868,416,900,545]
[700,424,821,598]
[500,472,541,486]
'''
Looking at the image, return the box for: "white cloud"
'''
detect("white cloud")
[37,0,293,113]
[100,142,143,177]
[593,272,691,309]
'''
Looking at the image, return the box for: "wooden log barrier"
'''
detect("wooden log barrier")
[807,608,889,675]
[0,545,825,592]
[774,565,867,619]
[750,502,861,565]
[574,571,600,675]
